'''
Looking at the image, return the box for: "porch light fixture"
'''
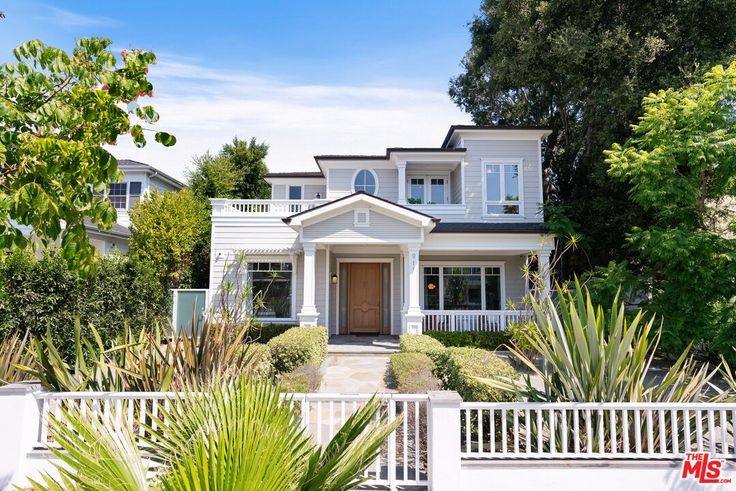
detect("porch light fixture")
[330,273,338,284]
[315,192,322,199]
[427,282,436,290]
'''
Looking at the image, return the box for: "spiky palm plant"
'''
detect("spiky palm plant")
[30,377,399,491]
[0,331,32,386]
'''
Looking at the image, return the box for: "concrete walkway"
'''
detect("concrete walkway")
[320,336,399,393]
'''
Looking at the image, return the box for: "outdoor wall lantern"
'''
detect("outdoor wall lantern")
[315,192,322,199]
[330,273,338,284]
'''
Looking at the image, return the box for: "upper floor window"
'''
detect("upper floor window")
[408,176,448,204]
[105,181,143,210]
[484,162,521,216]
[353,169,378,195]
[288,185,302,200]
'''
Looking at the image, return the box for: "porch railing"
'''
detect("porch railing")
[35,391,429,488]
[218,199,329,216]
[460,401,736,459]
[422,310,525,332]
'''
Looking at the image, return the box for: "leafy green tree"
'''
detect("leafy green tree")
[129,189,209,289]
[186,152,240,200]
[606,61,736,360]
[221,136,270,199]
[449,0,736,276]
[0,38,175,274]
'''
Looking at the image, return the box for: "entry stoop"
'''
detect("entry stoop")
[327,335,399,355]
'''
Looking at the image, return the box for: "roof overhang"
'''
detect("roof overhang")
[441,125,553,148]
[282,192,439,231]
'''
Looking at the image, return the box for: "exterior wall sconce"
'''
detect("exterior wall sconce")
[315,192,322,199]
[330,273,338,284]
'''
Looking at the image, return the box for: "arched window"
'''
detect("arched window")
[353,169,378,195]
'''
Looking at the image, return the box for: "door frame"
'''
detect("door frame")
[335,257,394,335]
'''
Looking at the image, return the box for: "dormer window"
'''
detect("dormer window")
[353,169,378,195]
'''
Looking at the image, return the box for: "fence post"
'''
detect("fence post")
[0,381,43,489]
[427,390,462,490]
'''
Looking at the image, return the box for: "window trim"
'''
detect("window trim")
[419,261,506,311]
[104,181,144,211]
[353,208,370,227]
[406,174,450,204]
[481,159,524,217]
[247,260,296,322]
[287,185,304,200]
[351,168,380,195]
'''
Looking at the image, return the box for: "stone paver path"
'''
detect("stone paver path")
[319,354,394,393]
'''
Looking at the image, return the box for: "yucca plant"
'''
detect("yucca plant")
[0,331,33,386]
[31,377,399,491]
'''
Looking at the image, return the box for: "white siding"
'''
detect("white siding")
[460,139,543,222]
[272,184,326,200]
[326,167,397,201]
[450,165,463,204]
[301,211,422,243]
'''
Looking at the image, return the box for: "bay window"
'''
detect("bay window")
[484,162,521,215]
[422,264,503,310]
[248,262,293,319]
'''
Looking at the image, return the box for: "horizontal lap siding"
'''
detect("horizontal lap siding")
[462,139,543,222]
[271,185,286,199]
[451,166,463,204]
[304,184,326,199]
[302,211,421,242]
[326,167,397,201]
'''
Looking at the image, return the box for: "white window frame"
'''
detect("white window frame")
[406,174,450,204]
[104,181,143,211]
[287,185,304,200]
[247,260,296,323]
[482,160,524,217]
[419,261,506,311]
[351,168,380,195]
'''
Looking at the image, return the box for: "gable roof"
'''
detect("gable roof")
[117,159,185,189]
[282,191,439,229]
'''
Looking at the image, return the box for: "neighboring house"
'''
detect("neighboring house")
[19,159,184,255]
[209,125,555,335]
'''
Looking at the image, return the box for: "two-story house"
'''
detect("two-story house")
[208,125,555,335]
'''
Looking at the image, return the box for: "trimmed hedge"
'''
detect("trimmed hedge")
[279,363,322,393]
[240,343,273,379]
[249,323,295,344]
[435,347,517,402]
[390,352,440,393]
[398,334,445,359]
[424,330,511,351]
[267,327,328,373]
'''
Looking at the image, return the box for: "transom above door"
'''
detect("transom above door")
[338,262,391,335]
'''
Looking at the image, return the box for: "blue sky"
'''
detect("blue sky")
[0,1,478,180]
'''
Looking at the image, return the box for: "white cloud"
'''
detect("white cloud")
[110,57,471,182]
[37,5,118,28]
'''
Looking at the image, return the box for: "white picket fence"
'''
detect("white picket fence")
[422,310,524,332]
[35,391,429,488]
[460,402,736,459]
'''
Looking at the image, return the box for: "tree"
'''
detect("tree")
[605,61,736,360]
[186,152,239,201]
[449,0,736,277]
[221,136,270,199]
[129,189,209,289]
[0,38,175,274]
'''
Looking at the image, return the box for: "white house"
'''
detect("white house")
[87,159,184,254]
[208,125,555,335]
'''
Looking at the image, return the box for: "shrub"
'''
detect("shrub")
[398,334,445,359]
[240,343,273,379]
[267,327,328,373]
[435,347,517,402]
[389,353,440,393]
[423,330,511,351]
[0,250,168,359]
[279,363,322,393]
[249,323,295,344]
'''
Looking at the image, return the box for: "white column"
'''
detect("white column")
[298,243,320,326]
[397,160,407,204]
[427,391,462,490]
[402,243,424,334]
[0,382,42,488]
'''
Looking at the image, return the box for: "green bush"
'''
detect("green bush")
[389,352,440,393]
[398,334,445,359]
[249,323,295,344]
[435,347,518,401]
[279,363,322,393]
[0,250,168,358]
[240,343,273,379]
[267,327,328,373]
[424,330,511,351]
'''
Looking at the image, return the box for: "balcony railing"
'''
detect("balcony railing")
[215,199,329,217]
[422,310,525,332]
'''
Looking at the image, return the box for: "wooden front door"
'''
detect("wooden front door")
[347,263,382,334]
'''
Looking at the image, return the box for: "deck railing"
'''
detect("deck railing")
[215,199,329,216]
[460,402,736,459]
[35,391,429,488]
[422,309,525,332]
